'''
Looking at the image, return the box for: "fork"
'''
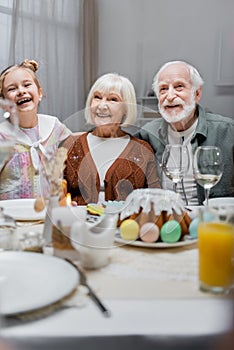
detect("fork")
[65,259,111,317]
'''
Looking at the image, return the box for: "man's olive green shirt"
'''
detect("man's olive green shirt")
[136,105,234,204]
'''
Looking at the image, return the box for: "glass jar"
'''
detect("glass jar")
[19,231,44,253]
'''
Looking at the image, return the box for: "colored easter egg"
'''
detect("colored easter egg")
[120,219,139,240]
[160,220,181,243]
[189,211,215,239]
[139,223,160,243]
[189,218,199,238]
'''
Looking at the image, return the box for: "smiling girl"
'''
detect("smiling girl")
[63,73,160,204]
[0,59,71,199]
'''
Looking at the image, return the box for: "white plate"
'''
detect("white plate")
[0,251,79,315]
[204,197,234,207]
[115,231,197,249]
[0,199,46,221]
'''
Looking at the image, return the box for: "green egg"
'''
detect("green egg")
[160,220,181,243]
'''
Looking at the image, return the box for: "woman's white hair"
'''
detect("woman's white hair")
[85,73,137,126]
[152,61,204,98]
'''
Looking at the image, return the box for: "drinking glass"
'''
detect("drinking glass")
[162,144,190,193]
[193,146,223,206]
[0,98,18,171]
[198,206,234,294]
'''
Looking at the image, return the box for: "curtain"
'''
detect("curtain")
[83,0,98,98]
[0,0,98,130]
[65,0,98,132]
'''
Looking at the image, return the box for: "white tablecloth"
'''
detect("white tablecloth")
[1,224,233,350]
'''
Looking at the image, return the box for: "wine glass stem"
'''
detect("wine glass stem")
[181,178,188,206]
[205,188,211,206]
[173,182,178,193]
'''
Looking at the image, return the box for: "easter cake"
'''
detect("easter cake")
[118,188,192,244]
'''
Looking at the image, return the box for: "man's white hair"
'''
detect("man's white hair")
[152,61,204,98]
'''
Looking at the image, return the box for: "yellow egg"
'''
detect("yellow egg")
[120,219,139,240]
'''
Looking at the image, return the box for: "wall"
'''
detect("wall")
[97,0,234,119]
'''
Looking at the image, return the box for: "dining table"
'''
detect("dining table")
[0,218,233,350]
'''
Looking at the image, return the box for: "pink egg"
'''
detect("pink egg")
[139,223,160,243]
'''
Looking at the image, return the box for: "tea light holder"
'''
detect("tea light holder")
[51,206,87,259]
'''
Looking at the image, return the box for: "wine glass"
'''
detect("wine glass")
[162,144,190,193]
[193,146,223,206]
[0,98,18,171]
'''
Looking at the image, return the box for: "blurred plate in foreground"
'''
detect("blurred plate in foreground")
[0,251,79,315]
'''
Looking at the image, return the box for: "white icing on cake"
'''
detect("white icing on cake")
[119,189,185,220]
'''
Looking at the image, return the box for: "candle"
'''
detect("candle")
[52,205,87,259]
[52,206,87,227]
[59,192,71,207]
[66,193,72,206]
[59,179,69,206]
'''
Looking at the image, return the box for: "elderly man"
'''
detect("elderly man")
[137,61,234,205]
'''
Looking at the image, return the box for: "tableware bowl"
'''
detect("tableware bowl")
[203,197,234,207]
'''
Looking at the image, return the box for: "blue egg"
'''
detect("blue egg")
[189,218,199,238]
[189,211,215,238]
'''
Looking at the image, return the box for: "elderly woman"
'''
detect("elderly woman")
[64,73,160,205]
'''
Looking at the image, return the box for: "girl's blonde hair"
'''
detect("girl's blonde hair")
[85,73,137,127]
[0,59,43,97]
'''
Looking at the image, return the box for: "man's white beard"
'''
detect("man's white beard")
[159,94,196,124]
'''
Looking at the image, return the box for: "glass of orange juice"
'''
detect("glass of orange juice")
[198,207,234,294]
